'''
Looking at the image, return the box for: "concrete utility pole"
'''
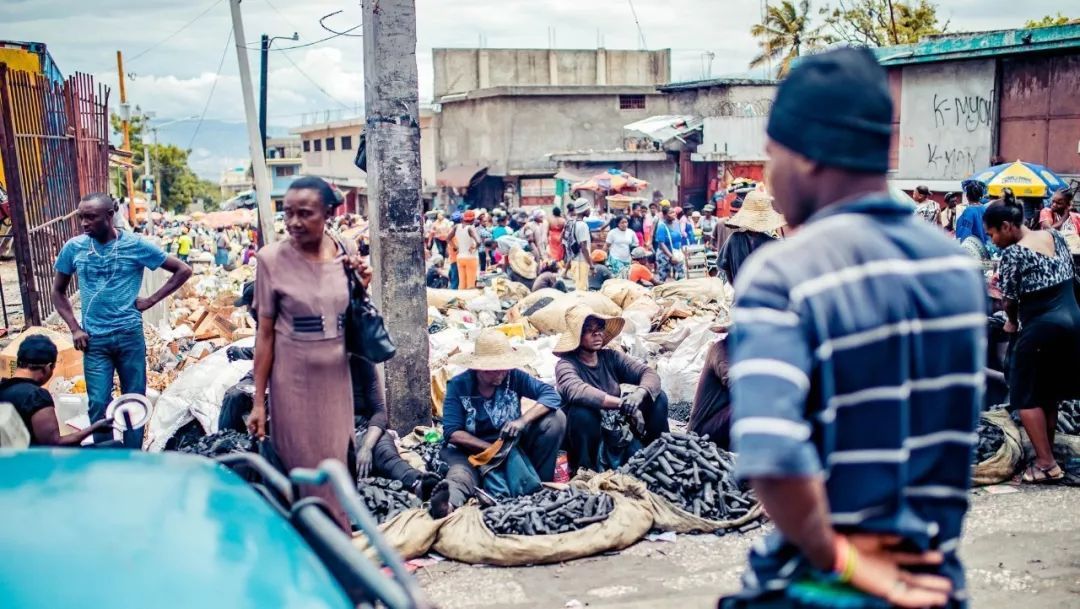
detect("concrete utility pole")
[116,51,136,222]
[228,0,276,245]
[362,0,431,433]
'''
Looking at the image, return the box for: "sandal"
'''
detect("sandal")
[1021,463,1065,484]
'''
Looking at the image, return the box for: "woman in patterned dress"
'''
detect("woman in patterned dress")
[985,189,1080,484]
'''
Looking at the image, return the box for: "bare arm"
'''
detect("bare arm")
[448,430,492,455]
[751,477,836,570]
[137,256,192,310]
[30,408,112,446]
[51,272,87,349]
[249,318,275,438]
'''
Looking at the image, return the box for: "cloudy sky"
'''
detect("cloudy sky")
[0,0,1069,177]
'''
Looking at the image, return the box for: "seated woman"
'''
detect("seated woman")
[0,335,113,446]
[352,357,438,499]
[432,330,565,517]
[554,305,669,472]
[532,260,567,292]
[687,324,733,450]
[985,189,1080,483]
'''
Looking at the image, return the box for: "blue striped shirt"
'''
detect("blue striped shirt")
[729,194,986,605]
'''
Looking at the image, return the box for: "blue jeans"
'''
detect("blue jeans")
[85,327,147,448]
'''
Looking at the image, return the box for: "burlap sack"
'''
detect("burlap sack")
[580,470,761,534]
[427,288,484,312]
[522,290,623,336]
[432,483,653,566]
[351,508,444,562]
[651,277,733,307]
[971,409,1023,486]
[601,279,649,309]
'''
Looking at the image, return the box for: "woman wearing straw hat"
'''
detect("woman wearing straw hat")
[506,245,538,289]
[554,305,669,472]
[432,329,566,517]
[717,190,786,284]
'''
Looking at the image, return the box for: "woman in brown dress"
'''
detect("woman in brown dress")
[249,176,369,530]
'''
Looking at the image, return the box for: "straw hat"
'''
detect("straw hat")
[449,329,536,371]
[571,197,591,214]
[725,191,786,233]
[553,304,626,354]
[508,246,538,279]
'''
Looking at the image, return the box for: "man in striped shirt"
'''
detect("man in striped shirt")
[723,48,986,609]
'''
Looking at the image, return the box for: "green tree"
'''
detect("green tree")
[109,111,222,213]
[821,0,946,46]
[750,0,830,78]
[1025,13,1071,28]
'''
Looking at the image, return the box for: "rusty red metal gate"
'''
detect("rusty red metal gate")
[0,67,110,328]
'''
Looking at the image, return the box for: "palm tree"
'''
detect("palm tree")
[750,0,829,78]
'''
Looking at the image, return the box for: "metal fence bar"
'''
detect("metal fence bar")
[0,66,110,329]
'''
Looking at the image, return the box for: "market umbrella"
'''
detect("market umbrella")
[571,169,649,194]
[969,160,1067,198]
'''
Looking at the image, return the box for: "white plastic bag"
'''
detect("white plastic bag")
[145,337,254,451]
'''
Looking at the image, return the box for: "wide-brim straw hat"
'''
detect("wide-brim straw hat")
[553,304,626,354]
[449,329,536,371]
[508,246,537,279]
[725,190,786,233]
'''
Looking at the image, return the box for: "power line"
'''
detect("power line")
[627,0,648,50]
[242,25,362,51]
[128,0,225,63]
[188,27,234,150]
[277,50,353,110]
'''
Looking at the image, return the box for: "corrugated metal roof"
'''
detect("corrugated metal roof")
[874,22,1080,67]
[623,115,703,142]
[658,77,778,91]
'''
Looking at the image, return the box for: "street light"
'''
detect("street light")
[259,32,299,153]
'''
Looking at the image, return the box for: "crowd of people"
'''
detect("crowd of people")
[422,181,788,293]
[8,43,1080,609]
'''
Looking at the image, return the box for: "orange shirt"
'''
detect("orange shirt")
[628,263,653,284]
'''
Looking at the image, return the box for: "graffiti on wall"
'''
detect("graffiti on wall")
[898,60,995,181]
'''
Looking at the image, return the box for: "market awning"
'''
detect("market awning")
[436,165,488,188]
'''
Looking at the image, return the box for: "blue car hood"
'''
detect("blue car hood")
[0,449,352,609]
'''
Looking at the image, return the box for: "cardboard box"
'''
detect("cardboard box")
[1,327,83,380]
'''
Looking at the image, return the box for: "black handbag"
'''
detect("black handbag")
[341,248,397,363]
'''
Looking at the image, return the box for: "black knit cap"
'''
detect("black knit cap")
[17,334,58,367]
[766,47,893,173]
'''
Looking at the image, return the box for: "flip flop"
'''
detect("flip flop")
[1021,463,1064,484]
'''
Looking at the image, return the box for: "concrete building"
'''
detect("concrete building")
[433,48,671,209]
[265,136,302,209]
[219,166,253,200]
[292,117,367,214]
[291,108,438,215]
[873,23,1080,194]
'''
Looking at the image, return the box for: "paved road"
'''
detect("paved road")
[418,484,1080,609]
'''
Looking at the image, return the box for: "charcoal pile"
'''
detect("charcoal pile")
[411,441,449,478]
[667,401,692,424]
[482,486,614,536]
[1058,400,1080,435]
[621,431,756,522]
[357,477,421,524]
[973,418,1006,464]
[165,419,206,451]
[177,430,255,457]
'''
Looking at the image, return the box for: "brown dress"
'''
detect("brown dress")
[255,238,353,530]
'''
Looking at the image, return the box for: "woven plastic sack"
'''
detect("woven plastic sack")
[427,288,484,312]
[351,508,444,562]
[579,470,761,534]
[432,480,652,566]
[600,279,649,309]
[971,408,1023,486]
[651,277,733,307]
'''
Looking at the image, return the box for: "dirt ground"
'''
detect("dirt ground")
[417,484,1080,609]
